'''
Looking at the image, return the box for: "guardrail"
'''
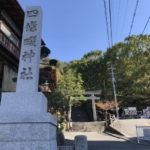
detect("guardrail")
[136,125,150,143]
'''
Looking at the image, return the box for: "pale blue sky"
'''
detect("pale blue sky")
[18,0,150,62]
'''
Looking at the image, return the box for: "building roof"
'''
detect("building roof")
[0,0,45,45]
[0,0,24,30]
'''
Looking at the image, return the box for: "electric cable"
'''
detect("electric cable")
[128,0,140,36]
[108,0,113,46]
[142,16,150,34]
[115,0,121,42]
[103,0,111,47]
[120,0,129,39]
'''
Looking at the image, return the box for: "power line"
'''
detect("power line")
[128,0,140,37]
[111,0,115,40]
[115,0,121,42]
[120,0,129,39]
[108,0,113,46]
[103,0,111,47]
[142,16,150,34]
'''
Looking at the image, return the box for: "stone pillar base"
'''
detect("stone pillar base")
[0,114,57,150]
[0,92,57,150]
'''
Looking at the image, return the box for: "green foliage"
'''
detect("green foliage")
[44,92,68,112]
[69,50,107,90]
[59,122,67,132]
[57,69,85,104]
[83,50,102,59]
[105,35,150,97]
[40,58,85,117]
[67,35,150,107]
[40,34,150,112]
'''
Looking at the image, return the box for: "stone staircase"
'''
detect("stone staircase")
[72,121,105,132]
[71,102,90,122]
[71,101,105,133]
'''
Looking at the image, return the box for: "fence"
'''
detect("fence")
[58,146,74,150]
[136,126,150,143]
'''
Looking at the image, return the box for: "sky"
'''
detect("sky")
[18,0,150,62]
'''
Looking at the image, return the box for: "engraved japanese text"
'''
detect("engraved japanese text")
[26,21,37,32]
[24,36,37,46]
[22,50,35,63]
[20,67,33,80]
[27,10,39,17]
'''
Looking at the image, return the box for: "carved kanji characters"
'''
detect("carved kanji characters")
[20,67,33,80]
[27,10,39,17]
[22,50,35,63]
[26,21,37,32]
[24,36,37,46]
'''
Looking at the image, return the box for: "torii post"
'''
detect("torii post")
[85,90,101,122]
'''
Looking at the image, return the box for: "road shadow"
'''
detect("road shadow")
[88,140,150,150]
[65,139,150,150]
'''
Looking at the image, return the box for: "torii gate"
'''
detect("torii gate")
[85,90,101,121]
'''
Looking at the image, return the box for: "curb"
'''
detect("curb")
[105,132,136,143]
[105,132,150,146]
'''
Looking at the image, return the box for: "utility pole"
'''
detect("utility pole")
[108,65,119,119]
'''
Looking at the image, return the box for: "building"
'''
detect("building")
[0,0,45,93]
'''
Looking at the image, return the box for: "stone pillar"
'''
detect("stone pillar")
[0,6,57,150]
[75,135,88,150]
[88,94,99,121]
[91,96,97,121]
[16,6,42,92]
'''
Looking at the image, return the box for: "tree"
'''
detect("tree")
[57,69,85,121]
[69,50,107,90]
[96,101,117,111]
[104,34,150,108]
[106,35,150,95]
[68,35,150,109]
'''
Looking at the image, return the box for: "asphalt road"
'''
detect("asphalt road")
[64,132,150,150]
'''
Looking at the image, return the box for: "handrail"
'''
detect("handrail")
[0,29,20,59]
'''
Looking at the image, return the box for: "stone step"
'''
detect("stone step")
[71,104,90,122]
[72,121,105,132]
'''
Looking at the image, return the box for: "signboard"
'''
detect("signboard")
[124,107,137,116]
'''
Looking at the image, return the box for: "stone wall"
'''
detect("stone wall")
[111,119,150,137]
[72,121,105,132]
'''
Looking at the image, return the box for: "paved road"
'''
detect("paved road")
[64,132,150,150]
